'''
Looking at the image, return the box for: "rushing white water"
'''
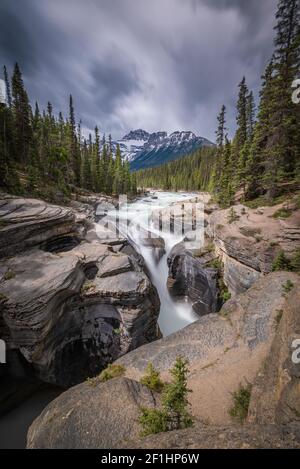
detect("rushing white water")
[106,191,199,336]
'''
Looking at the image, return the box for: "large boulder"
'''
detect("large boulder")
[27,378,157,449]
[167,242,217,316]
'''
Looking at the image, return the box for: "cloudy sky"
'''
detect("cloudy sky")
[0,0,277,141]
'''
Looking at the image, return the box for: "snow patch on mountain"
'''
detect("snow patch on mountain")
[110,129,214,170]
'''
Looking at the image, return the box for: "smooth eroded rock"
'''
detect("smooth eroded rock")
[167,243,217,316]
[27,377,157,449]
[0,198,76,258]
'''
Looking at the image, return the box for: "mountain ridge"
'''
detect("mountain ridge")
[113,128,214,171]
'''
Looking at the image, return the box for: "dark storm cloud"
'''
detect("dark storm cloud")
[90,57,141,113]
[0,0,278,141]
[0,1,39,73]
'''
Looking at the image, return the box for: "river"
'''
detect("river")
[106,191,199,335]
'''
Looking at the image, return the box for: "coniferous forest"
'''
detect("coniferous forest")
[0,64,137,202]
[137,0,300,207]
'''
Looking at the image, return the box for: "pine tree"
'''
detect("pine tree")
[69,94,80,185]
[81,139,92,189]
[219,137,234,206]
[162,357,193,431]
[0,103,9,187]
[216,104,226,148]
[113,144,123,194]
[263,0,300,197]
[3,66,12,108]
[11,62,32,165]
[236,77,249,151]
[246,61,275,199]
[246,91,256,142]
[234,77,258,197]
[212,105,226,195]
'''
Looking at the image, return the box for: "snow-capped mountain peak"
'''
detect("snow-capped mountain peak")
[112,129,214,169]
[122,129,150,141]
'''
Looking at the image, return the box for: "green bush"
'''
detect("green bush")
[139,357,193,436]
[227,207,240,224]
[99,364,125,382]
[229,384,252,423]
[139,408,167,436]
[140,363,164,393]
[272,208,292,219]
[206,258,222,270]
[275,310,283,328]
[0,293,8,303]
[290,249,300,273]
[272,249,300,274]
[282,280,294,294]
[162,357,193,431]
[86,363,126,387]
[272,251,291,271]
[221,289,231,302]
[3,270,15,281]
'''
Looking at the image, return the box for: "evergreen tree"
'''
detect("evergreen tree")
[69,94,80,185]
[236,77,249,151]
[212,105,226,194]
[11,62,32,164]
[246,61,275,199]
[264,0,300,197]
[162,357,192,431]
[216,105,226,148]
[246,91,256,142]
[219,137,234,207]
[3,66,12,108]
[81,139,92,189]
[113,144,123,194]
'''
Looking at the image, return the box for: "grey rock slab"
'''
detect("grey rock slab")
[27,378,157,449]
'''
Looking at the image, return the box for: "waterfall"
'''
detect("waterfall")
[107,192,199,336]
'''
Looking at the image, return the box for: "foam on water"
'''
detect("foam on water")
[107,191,199,336]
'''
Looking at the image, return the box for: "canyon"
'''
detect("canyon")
[0,190,299,448]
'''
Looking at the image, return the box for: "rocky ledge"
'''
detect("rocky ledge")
[207,201,300,295]
[0,196,160,398]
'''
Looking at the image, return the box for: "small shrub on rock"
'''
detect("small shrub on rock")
[272,208,292,219]
[139,408,167,436]
[290,249,300,273]
[272,251,291,272]
[229,384,252,423]
[139,357,193,436]
[140,363,164,393]
[162,357,193,431]
[227,207,240,224]
[3,270,15,281]
[282,280,294,295]
[99,364,125,382]
[86,364,126,387]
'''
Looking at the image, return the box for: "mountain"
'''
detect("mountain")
[114,129,214,171]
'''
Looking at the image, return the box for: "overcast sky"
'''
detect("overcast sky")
[0,0,277,141]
